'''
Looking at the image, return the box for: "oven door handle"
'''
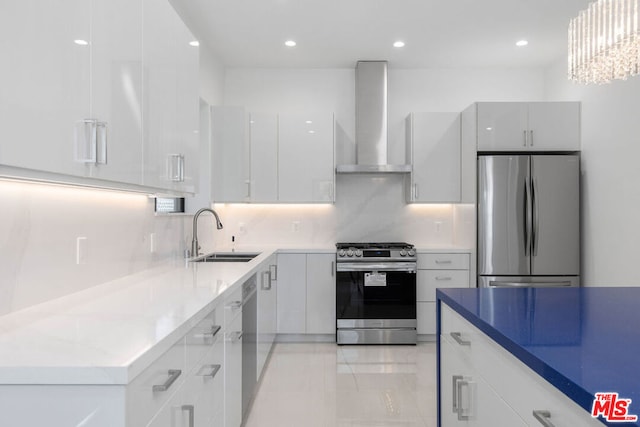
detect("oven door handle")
[336,262,417,272]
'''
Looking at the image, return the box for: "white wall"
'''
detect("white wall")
[544,59,640,286]
[215,67,544,250]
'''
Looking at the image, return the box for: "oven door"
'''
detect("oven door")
[336,264,417,322]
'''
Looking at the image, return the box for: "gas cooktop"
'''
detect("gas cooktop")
[335,242,414,250]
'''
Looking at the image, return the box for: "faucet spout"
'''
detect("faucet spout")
[191,208,223,257]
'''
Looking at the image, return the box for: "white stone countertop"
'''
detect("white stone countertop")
[0,249,277,386]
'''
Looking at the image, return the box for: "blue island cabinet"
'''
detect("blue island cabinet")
[437,287,639,427]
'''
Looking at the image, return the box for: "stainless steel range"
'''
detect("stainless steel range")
[335,242,417,345]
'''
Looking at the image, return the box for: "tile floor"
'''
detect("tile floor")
[244,342,437,427]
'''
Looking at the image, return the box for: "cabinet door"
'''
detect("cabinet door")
[0,1,89,177]
[250,113,278,201]
[144,0,199,192]
[224,308,243,427]
[211,106,250,202]
[527,102,580,151]
[88,0,143,185]
[440,337,527,427]
[278,113,334,202]
[276,254,307,334]
[409,112,461,202]
[477,103,528,151]
[305,254,336,334]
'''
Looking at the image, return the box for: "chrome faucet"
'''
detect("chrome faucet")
[191,208,223,257]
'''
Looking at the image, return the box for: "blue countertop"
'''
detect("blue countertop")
[437,287,640,426]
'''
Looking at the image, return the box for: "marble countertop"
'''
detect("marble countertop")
[0,250,277,385]
[437,287,640,423]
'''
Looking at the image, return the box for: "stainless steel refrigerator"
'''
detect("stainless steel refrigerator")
[477,154,580,288]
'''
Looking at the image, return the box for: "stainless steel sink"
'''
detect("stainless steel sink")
[192,252,260,263]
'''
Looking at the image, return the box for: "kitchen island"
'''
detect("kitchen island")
[437,287,640,426]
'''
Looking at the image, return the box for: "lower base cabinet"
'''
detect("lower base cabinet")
[439,303,601,427]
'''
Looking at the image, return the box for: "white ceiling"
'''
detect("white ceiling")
[172,0,592,69]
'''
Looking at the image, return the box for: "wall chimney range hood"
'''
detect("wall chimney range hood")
[336,61,411,174]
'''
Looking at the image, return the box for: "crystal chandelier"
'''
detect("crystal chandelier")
[568,0,640,84]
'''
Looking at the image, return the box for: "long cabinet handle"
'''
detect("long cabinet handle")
[269,264,278,280]
[456,379,473,421]
[168,154,184,182]
[331,261,335,277]
[452,375,463,414]
[152,369,182,392]
[435,276,452,281]
[450,332,471,346]
[181,405,195,427]
[530,129,534,146]
[532,410,555,427]
[74,119,107,165]
[435,260,452,265]
[227,300,242,310]
[523,129,527,146]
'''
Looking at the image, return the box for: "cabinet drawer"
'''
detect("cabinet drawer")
[184,303,224,377]
[126,337,186,427]
[417,270,469,301]
[418,253,469,270]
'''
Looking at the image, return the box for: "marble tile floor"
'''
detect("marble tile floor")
[244,342,437,427]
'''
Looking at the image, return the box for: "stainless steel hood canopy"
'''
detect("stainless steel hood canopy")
[336,61,411,174]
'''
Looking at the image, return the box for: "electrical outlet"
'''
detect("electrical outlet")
[239,222,246,234]
[292,221,300,232]
[435,221,442,233]
[150,233,156,253]
[76,237,87,265]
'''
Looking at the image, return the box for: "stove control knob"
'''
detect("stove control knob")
[408,249,416,257]
[355,249,363,257]
[347,250,354,257]
[338,249,346,257]
[400,249,407,257]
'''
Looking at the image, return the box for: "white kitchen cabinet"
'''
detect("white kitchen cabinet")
[440,303,602,427]
[476,102,580,152]
[0,0,144,185]
[257,255,277,379]
[143,0,199,193]
[305,254,336,334]
[276,253,336,337]
[250,113,279,202]
[440,335,527,426]
[211,106,250,202]
[406,112,461,203]
[276,254,307,334]
[417,253,470,336]
[278,112,335,202]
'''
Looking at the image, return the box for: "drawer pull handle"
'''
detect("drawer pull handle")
[450,332,471,346]
[182,404,195,427]
[456,378,474,421]
[227,331,243,342]
[198,364,222,379]
[452,375,463,413]
[436,276,452,281]
[152,369,182,392]
[533,410,555,427]
[435,260,452,264]
[227,300,242,309]
[204,325,222,338]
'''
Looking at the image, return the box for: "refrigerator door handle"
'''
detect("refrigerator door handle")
[532,177,539,257]
[524,178,532,257]
[488,281,573,288]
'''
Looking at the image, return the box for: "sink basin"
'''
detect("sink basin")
[192,252,260,263]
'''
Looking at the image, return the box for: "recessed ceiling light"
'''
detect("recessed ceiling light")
[516,40,529,47]
[74,39,89,46]
[308,130,315,134]
[189,40,200,47]
[393,41,405,48]
[305,120,313,124]
[285,40,297,47]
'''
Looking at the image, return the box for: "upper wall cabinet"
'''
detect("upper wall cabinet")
[406,112,461,203]
[0,0,144,185]
[211,108,335,203]
[278,112,335,203]
[476,102,581,152]
[0,0,198,194]
[143,0,199,193]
